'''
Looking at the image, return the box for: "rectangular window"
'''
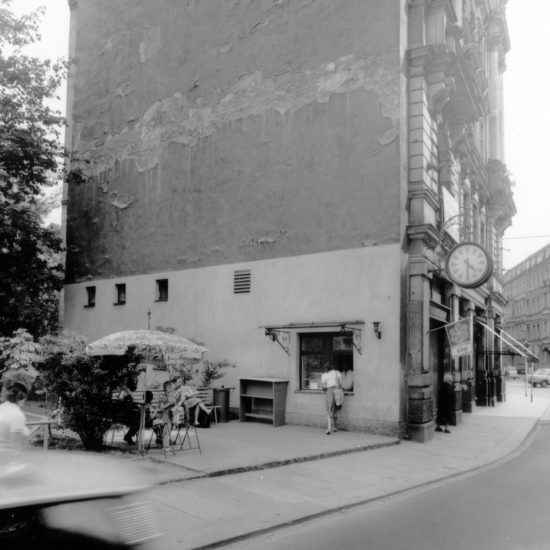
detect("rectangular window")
[85,286,96,308]
[299,332,354,391]
[156,279,168,301]
[115,283,126,305]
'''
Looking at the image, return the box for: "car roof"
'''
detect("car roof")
[0,450,151,509]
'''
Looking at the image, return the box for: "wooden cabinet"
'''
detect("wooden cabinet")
[239,378,289,427]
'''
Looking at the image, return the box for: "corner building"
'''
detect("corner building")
[62,0,515,441]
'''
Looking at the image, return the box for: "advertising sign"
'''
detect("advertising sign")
[445,318,473,358]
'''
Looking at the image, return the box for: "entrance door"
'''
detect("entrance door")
[429,319,451,416]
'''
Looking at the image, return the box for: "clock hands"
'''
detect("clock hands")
[464,258,479,279]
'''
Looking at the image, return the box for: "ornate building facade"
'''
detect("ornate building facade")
[62,0,514,441]
[503,244,550,366]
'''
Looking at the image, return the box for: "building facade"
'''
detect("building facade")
[62,0,515,441]
[503,244,550,367]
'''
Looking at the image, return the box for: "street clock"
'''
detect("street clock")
[445,242,493,289]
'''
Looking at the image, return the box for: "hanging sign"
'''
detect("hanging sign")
[445,318,473,358]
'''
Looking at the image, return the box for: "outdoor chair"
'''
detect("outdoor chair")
[145,419,175,457]
[172,419,201,454]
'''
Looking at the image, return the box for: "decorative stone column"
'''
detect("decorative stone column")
[406,229,439,442]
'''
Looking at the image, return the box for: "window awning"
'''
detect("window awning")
[260,320,365,330]
[476,319,538,362]
[261,321,365,355]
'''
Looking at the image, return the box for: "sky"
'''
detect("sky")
[11,0,549,271]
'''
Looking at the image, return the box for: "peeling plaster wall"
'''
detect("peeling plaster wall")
[66,0,402,282]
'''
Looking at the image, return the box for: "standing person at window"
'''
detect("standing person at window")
[321,362,342,435]
[0,370,31,451]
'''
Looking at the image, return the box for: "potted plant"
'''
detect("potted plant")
[198,359,236,422]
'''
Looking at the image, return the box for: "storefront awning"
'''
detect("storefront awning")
[475,319,538,362]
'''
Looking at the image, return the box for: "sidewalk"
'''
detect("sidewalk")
[127,383,550,550]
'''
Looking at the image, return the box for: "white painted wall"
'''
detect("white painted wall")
[64,244,403,432]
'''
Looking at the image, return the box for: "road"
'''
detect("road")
[224,403,550,549]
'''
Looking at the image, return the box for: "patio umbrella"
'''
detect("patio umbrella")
[85,330,207,361]
[86,330,208,453]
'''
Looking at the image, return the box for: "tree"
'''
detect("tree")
[0,0,65,337]
[39,333,144,450]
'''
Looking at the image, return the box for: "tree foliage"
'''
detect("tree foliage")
[39,334,144,450]
[0,0,66,337]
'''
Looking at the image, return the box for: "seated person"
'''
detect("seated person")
[151,380,181,449]
[112,376,140,445]
[177,379,212,426]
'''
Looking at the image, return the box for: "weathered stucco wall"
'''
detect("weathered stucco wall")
[66,0,402,282]
[64,245,403,434]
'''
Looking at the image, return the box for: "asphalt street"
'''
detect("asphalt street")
[225,421,550,550]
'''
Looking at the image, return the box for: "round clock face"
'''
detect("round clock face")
[445,242,493,289]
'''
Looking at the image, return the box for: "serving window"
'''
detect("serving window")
[299,332,354,391]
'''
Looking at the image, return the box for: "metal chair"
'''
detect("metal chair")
[172,419,201,454]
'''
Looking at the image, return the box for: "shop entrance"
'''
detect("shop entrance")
[429,319,451,418]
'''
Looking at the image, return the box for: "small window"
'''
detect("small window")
[234,270,251,294]
[115,283,126,305]
[299,332,354,391]
[85,286,96,308]
[156,279,168,301]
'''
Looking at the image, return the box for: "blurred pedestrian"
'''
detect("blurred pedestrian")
[0,370,32,451]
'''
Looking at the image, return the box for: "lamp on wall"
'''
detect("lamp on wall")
[373,321,382,340]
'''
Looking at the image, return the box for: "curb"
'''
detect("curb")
[188,419,543,550]
[150,438,401,485]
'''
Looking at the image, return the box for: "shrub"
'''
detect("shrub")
[39,335,143,450]
[199,359,237,388]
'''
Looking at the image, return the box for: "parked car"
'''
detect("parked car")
[504,366,518,379]
[530,368,550,387]
[0,449,163,550]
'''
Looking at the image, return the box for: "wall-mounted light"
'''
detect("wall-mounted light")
[373,321,382,340]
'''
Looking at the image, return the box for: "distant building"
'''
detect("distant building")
[61,0,515,441]
[503,244,550,366]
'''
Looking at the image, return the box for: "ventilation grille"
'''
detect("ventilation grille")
[234,270,251,294]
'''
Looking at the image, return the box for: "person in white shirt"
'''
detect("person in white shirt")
[0,370,31,451]
[320,362,343,435]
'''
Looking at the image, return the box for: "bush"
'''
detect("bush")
[39,336,143,450]
[199,359,237,388]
